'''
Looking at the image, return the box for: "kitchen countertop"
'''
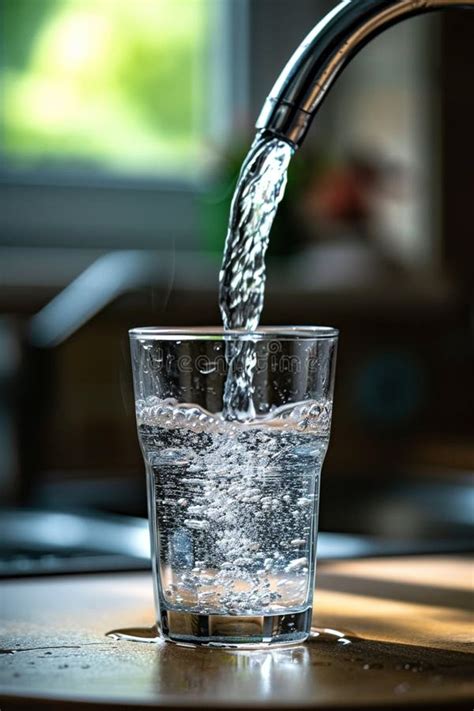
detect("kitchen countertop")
[0,555,472,709]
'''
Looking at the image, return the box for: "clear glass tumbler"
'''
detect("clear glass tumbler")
[129,327,338,647]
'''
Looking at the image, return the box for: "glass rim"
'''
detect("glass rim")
[129,325,338,341]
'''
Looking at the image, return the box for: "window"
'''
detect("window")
[0,0,247,249]
[1,0,239,180]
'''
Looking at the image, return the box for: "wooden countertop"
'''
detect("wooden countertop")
[0,556,472,709]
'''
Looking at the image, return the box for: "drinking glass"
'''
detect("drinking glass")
[129,327,338,647]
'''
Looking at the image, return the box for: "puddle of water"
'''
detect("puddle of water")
[106,626,160,643]
[106,624,353,648]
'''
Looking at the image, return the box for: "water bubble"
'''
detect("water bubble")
[198,591,214,601]
[187,505,204,515]
[290,538,305,547]
[184,519,210,531]
[234,557,252,566]
[150,448,190,466]
[285,557,308,572]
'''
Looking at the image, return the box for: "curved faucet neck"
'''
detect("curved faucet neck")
[256,0,474,148]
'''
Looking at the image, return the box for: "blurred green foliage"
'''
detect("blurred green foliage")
[1,0,210,174]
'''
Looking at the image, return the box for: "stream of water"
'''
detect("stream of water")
[218,133,294,419]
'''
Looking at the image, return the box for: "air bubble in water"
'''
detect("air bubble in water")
[290,538,305,547]
[184,519,210,531]
[285,557,308,572]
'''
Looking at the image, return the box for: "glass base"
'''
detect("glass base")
[106,623,353,648]
[159,607,313,648]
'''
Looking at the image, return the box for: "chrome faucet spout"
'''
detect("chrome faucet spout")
[256,0,474,148]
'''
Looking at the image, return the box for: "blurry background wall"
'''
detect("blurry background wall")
[0,0,472,540]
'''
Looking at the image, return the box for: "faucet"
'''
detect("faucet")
[256,0,473,148]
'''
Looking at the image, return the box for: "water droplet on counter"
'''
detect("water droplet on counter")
[308,628,353,646]
[363,662,383,670]
[106,626,160,643]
